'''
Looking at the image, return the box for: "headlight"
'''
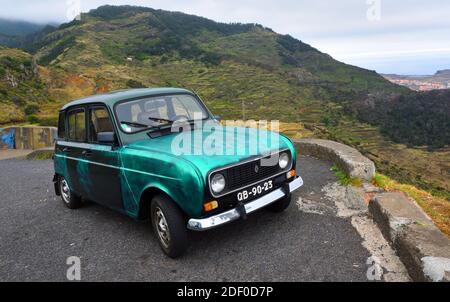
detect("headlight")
[211,173,226,193]
[279,152,290,169]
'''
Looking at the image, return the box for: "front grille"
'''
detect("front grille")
[208,150,292,197]
[227,159,281,190]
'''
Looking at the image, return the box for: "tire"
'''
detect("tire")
[267,193,291,213]
[151,195,188,258]
[59,176,83,209]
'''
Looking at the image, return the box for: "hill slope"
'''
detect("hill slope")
[0,19,49,48]
[16,5,405,120]
[351,90,450,148]
[0,46,49,124]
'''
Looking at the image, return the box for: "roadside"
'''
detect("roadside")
[294,138,450,282]
[0,149,33,160]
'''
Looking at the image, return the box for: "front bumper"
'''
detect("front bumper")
[187,176,304,231]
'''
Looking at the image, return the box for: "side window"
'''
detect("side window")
[67,109,86,142]
[89,107,114,143]
[57,111,66,139]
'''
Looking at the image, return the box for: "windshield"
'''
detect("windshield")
[115,94,210,133]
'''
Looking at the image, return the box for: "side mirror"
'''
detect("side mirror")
[213,115,221,122]
[97,132,116,144]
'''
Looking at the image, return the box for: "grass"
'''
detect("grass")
[331,165,363,187]
[372,173,450,237]
[26,150,53,160]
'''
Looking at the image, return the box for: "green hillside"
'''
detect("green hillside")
[0,46,49,124]
[12,5,403,123]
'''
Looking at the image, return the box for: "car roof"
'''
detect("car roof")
[61,88,193,110]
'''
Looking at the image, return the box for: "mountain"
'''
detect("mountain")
[383,69,450,91]
[351,89,450,148]
[14,5,404,120]
[0,5,448,195]
[0,46,49,124]
[0,19,51,48]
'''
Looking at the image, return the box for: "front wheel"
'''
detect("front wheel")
[59,176,82,209]
[151,195,188,258]
[267,194,292,213]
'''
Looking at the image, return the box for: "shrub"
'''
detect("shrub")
[37,116,58,126]
[126,79,146,88]
[24,104,40,115]
[27,114,39,124]
[331,165,363,187]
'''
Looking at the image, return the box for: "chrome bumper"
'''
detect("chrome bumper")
[187,176,304,231]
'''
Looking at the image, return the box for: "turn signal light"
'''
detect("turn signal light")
[203,200,219,212]
[287,169,296,179]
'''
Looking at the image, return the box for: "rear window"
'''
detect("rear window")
[57,111,65,139]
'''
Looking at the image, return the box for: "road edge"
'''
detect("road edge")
[293,138,450,282]
[293,138,375,181]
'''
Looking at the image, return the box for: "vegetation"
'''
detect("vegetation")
[26,150,53,160]
[0,47,48,124]
[330,165,363,187]
[0,18,47,48]
[351,90,450,148]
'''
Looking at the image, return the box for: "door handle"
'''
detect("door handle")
[62,147,71,152]
[82,150,93,157]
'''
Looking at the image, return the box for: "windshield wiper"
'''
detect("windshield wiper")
[120,121,149,128]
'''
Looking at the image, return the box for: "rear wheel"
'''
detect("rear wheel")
[151,195,188,258]
[59,176,82,209]
[267,194,291,213]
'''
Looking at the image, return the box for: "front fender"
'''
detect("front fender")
[120,148,205,218]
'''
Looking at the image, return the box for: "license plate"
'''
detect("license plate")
[236,180,274,202]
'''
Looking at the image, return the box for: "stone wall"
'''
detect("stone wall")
[0,126,57,150]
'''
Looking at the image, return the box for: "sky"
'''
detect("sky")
[0,0,449,75]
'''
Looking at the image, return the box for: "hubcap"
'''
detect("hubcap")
[60,178,71,204]
[155,208,170,248]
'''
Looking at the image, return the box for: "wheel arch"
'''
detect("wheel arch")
[137,185,187,220]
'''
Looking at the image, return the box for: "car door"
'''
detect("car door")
[84,105,123,210]
[60,106,89,197]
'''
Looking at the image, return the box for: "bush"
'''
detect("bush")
[24,104,40,115]
[27,114,39,124]
[37,116,58,126]
[12,96,25,107]
[126,79,146,88]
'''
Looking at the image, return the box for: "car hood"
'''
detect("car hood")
[125,125,294,177]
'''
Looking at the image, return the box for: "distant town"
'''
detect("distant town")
[383,69,450,91]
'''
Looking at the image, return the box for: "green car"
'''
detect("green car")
[53,88,303,257]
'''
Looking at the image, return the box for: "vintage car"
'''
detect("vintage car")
[53,88,303,257]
